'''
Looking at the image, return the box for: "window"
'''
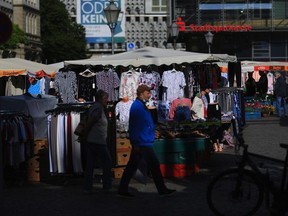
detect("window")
[271,41,285,58]
[252,41,270,59]
[152,0,167,12]
[145,0,167,13]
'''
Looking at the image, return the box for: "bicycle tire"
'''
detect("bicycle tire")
[207,168,264,216]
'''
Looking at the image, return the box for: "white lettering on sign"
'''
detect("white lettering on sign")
[82,14,107,24]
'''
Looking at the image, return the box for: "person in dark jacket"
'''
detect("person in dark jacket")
[83,90,112,193]
[257,71,268,98]
[118,84,176,197]
[274,72,288,117]
[245,72,256,97]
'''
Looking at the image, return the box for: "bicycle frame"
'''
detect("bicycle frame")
[207,133,288,216]
[235,144,276,208]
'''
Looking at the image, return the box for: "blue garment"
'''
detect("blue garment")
[157,101,170,123]
[129,98,155,147]
[28,80,41,95]
[174,106,191,122]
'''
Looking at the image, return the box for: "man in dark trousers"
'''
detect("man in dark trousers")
[274,72,288,117]
[118,84,176,197]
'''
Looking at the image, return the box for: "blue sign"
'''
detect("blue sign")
[77,0,125,44]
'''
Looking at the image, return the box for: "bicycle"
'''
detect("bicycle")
[206,133,288,216]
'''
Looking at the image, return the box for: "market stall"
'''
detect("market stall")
[0,59,59,185]
[42,47,240,179]
[241,60,288,119]
[0,58,58,96]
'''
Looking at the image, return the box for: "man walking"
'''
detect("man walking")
[118,85,176,197]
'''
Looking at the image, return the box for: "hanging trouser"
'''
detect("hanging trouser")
[228,62,242,87]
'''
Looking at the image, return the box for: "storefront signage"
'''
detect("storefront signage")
[254,65,288,71]
[176,17,252,32]
[189,24,252,32]
[77,0,125,44]
[270,66,285,71]
[254,66,270,71]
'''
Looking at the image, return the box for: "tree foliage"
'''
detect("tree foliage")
[40,0,88,64]
[0,24,28,50]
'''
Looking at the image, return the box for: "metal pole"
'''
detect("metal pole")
[173,38,176,50]
[111,27,115,55]
[208,44,211,54]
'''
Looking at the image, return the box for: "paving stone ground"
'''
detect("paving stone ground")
[1,116,287,216]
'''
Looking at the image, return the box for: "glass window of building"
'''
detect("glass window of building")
[252,41,270,59]
[145,0,167,13]
[152,0,167,12]
[271,41,286,60]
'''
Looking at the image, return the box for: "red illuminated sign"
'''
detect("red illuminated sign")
[176,17,253,32]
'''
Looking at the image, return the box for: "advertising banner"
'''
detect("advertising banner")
[77,0,125,44]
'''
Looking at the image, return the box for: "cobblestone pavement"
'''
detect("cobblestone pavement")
[1,116,287,216]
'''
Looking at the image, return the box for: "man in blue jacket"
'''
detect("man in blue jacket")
[118,84,176,197]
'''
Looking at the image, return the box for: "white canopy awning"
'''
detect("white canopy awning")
[0,58,58,77]
[64,47,237,67]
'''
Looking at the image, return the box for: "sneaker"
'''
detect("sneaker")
[118,191,135,198]
[159,189,176,197]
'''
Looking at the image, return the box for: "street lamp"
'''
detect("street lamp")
[169,20,179,50]
[104,0,121,55]
[205,31,214,54]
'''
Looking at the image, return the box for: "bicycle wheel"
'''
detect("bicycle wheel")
[207,168,264,216]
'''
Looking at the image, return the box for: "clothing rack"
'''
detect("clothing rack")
[1,110,35,187]
[45,102,94,115]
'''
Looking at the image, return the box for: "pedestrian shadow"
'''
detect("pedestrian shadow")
[280,116,288,127]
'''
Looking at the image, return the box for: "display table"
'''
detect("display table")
[153,137,211,178]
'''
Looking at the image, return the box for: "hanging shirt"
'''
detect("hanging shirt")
[138,71,161,101]
[115,100,133,123]
[96,69,120,102]
[119,70,141,101]
[191,96,205,120]
[77,70,97,101]
[161,70,186,102]
[267,72,274,94]
[54,70,78,103]
[28,79,41,95]
[5,76,26,96]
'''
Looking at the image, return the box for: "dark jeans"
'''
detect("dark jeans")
[83,142,112,190]
[174,106,191,122]
[118,146,167,194]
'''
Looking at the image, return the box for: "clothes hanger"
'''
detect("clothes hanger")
[127,65,134,74]
[79,68,96,77]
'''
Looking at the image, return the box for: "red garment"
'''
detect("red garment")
[169,98,192,119]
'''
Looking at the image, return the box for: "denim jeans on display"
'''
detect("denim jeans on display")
[174,106,191,122]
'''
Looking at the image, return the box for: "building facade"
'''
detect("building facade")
[171,0,288,61]
[0,0,41,61]
[60,0,184,55]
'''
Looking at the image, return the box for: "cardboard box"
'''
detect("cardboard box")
[116,138,132,150]
[27,156,40,169]
[116,151,131,166]
[33,139,48,155]
[113,167,125,179]
[27,168,40,182]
